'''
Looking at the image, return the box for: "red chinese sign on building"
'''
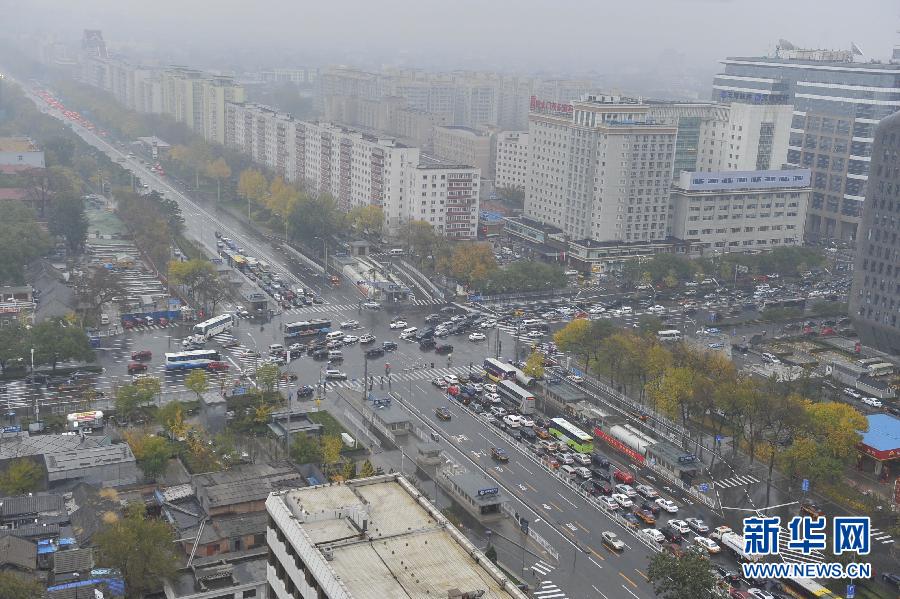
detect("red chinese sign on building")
[530,96,574,116]
[593,427,645,465]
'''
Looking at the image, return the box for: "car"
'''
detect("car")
[634,509,656,525]
[484,392,500,403]
[519,415,534,427]
[342,335,360,344]
[419,338,437,350]
[324,369,347,380]
[365,347,385,358]
[444,374,459,385]
[491,447,510,462]
[590,467,612,482]
[613,469,634,484]
[360,334,376,344]
[622,512,642,528]
[591,481,614,496]
[573,452,591,466]
[382,341,398,351]
[686,518,709,534]
[566,374,584,384]
[615,484,637,497]
[598,496,619,510]
[424,314,442,323]
[747,588,773,599]
[635,484,658,499]
[557,452,575,465]
[644,528,665,543]
[712,564,741,584]
[641,500,661,515]
[127,362,148,374]
[592,454,611,469]
[288,343,304,353]
[296,385,314,398]
[844,387,862,399]
[432,378,448,388]
[601,531,625,551]
[710,526,733,541]
[435,343,453,354]
[389,320,408,329]
[611,493,633,508]
[656,498,678,513]
[340,320,360,329]
[363,301,380,310]
[483,383,497,393]
[435,407,452,421]
[206,361,230,372]
[468,332,486,342]
[241,349,260,358]
[799,502,825,519]
[862,397,883,407]
[881,573,900,590]
[130,350,152,361]
[668,519,691,534]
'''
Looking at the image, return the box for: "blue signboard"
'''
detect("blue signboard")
[699,483,709,493]
[802,478,810,492]
[477,487,499,497]
[715,435,722,443]
[847,585,855,599]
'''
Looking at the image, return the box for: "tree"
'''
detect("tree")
[29,319,95,371]
[0,458,44,495]
[484,545,498,564]
[0,201,51,285]
[359,459,376,478]
[347,205,384,240]
[495,185,524,208]
[0,572,44,599]
[647,550,717,599]
[441,243,497,289]
[554,319,613,370]
[23,165,78,219]
[115,378,160,421]
[47,193,89,254]
[255,363,280,394]
[759,392,807,507]
[94,502,178,596]
[402,220,441,265]
[322,435,344,473]
[341,460,357,481]
[290,433,323,464]
[73,266,125,322]
[237,168,269,213]
[156,400,187,439]
[523,351,545,380]
[168,259,225,314]
[0,324,28,372]
[185,369,209,400]
[205,157,232,203]
[125,432,172,481]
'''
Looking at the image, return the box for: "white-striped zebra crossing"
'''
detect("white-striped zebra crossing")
[871,527,895,545]
[777,525,825,564]
[322,366,479,390]
[530,560,554,576]
[533,580,568,598]
[714,474,759,489]
[283,298,441,316]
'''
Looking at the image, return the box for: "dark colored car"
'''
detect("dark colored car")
[881,573,900,590]
[312,349,329,360]
[365,347,385,358]
[590,481,614,496]
[661,526,683,543]
[296,385,315,398]
[131,350,152,361]
[591,454,610,468]
[469,372,484,382]
[641,500,661,515]
[382,341,398,351]
[590,468,612,482]
[435,407,452,421]
[435,344,454,354]
[418,338,436,350]
[491,447,510,462]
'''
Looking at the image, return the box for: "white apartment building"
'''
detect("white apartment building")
[494,131,529,189]
[432,126,495,180]
[265,475,528,599]
[696,103,793,172]
[405,156,480,240]
[669,169,810,252]
[526,96,676,243]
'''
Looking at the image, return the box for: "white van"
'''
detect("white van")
[325,330,344,342]
[560,464,578,479]
[100,314,110,325]
[327,350,343,360]
[503,414,522,428]
[522,319,543,327]
[399,326,418,339]
[389,248,405,256]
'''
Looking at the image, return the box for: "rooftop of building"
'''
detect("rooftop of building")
[168,549,266,597]
[0,493,66,518]
[0,533,37,571]
[193,464,305,508]
[269,474,527,599]
[418,153,477,170]
[44,443,135,474]
[722,55,900,71]
[0,136,40,152]
[860,414,900,452]
[0,433,109,460]
[437,125,491,136]
[673,169,811,193]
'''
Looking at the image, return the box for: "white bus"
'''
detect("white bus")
[164,349,222,370]
[497,380,536,415]
[657,329,683,342]
[193,313,235,339]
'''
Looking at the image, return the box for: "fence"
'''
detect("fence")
[500,502,560,561]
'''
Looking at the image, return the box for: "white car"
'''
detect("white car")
[601,531,625,551]
[668,519,691,534]
[574,453,591,466]
[288,343,304,353]
[484,392,500,403]
[598,496,619,510]
[480,320,497,329]
[484,383,497,393]
[588,305,606,314]
[340,320,360,329]
[656,498,678,513]
[615,484,637,498]
[342,335,359,345]
[862,397,882,407]
[520,416,535,428]
[694,536,721,554]
[363,301,380,310]
[644,528,666,543]
[526,330,544,338]
[611,493,633,509]
[468,332,486,342]
[710,526,733,541]
[324,369,347,380]
[567,374,585,384]
[685,518,709,534]
[635,484,658,499]
[444,374,459,385]
[389,320,408,329]
[647,305,666,313]
[359,334,376,344]
[557,453,575,465]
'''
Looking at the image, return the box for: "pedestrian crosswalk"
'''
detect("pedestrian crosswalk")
[533,579,568,599]
[778,525,825,564]
[322,365,479,390]
[871,526,895,545]
[714,474,760,489]
[282,298,441,316]
[530,560,554,576]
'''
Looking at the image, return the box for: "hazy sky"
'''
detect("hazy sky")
[5,0,898,75]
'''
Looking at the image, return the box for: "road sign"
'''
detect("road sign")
[699,483,709,493]
[802,478,810,492]
[715,435,722,443]
[846,584,855,599]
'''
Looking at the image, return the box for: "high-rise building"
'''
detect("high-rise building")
[713,44,900,241]
[525,95,676,243]
[696,103,793,172]
[265,475,529,599]
[432,126,495,180]
[669,169,810,253]
[849,111,900,354]
[494,131,529,189]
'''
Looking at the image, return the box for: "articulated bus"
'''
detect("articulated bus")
[497,380,535,415]
[285,319,332,339]
[783,578,840,599]
[549,417,593,453]
[657,329,683,342]
[483,358,517,382]
[193,313,235,339]
[164,350,222,370]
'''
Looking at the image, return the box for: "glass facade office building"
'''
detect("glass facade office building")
[713,56,900,241]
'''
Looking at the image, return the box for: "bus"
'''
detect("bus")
[67,410,104,430]
[511,366,535,388]
[497,380,536,415]
[657,329,683,342]
[783,578,840,599]
[193,314,235,339]
[549,417,593,453]
[483,358,517,382]
[165,350,222,370]
[285,319,332,339]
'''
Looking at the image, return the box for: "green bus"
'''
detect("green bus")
[549,417,593,453]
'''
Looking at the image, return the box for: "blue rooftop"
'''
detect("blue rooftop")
[861,414,900,452]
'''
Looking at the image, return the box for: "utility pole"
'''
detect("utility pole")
[362,355,369,402]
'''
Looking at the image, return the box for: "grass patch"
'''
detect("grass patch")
[175,233,207,262]
[307,411,349,437]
